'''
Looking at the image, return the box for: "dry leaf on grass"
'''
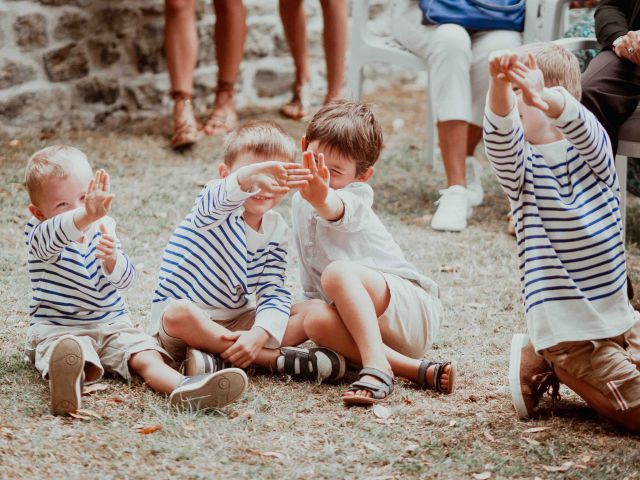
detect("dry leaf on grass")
[439,265,460,273]
[134,424,162,435]
[9,139,21,148]
[483,431,495,442]
[473,472,491,480]
[448,420,457,427]
[402,395,413,405]
[82,383,109,396]
[109,396,125,404]
[542,462,573,473]
[0,426,13,439]
[372,405,391,419]
[246,449,285,462]
[522,427,548,434]
[521,437,540,446]
[69,409,102,420]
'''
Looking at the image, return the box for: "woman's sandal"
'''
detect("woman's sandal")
[343,367,394,406]
[279,346,347,384]
[203,80,238,136]
[170,92,201,150]
[280,83,311,120]
[417,359,456,394]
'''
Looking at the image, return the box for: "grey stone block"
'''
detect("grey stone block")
[0,87,70,127]
[0,57,37,89]
[87,37,121,67]
[254,67,293,98]
[14,13,47,51]
[43,43,90,82]
[54,11,88,41]
[76,77,120,104]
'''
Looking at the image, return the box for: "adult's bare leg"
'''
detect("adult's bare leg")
[438,120,468,187]
[320,0,347,101]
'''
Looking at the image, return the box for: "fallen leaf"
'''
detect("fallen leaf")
[0,427,13,439]
[402,395,413,405]
[109,396,125,404]
[483,431,495,442]
[439,265,459,273]
[522,426,548,434]
[363,442,382,453]
[372,405,391,420]
[68,412,92,421]
[135,424,162,435]
[521,437,540,446]
[542,462,573,473]
[230,409,254,421]
[76,408,102,419]
[82,383,109,396]
[581,454,592,463]
[404,443,419,453]
[246,449,285,461]
[9,139,21,148]
[473,472,491,480]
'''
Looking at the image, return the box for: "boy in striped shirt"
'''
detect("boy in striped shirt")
[485,44,640,430]
[25,146,247,415]
[151,121,347,384]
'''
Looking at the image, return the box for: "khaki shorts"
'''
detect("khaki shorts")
[378,273,443,359]
[152,299,258,365]
[540,320,640,412]
[26,319,170,383]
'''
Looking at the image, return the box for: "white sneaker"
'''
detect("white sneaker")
[466,156,484,207]
[431,185,472,232]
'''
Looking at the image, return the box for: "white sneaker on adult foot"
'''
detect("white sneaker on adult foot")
[466,156,484,207]
[431,185,471,232]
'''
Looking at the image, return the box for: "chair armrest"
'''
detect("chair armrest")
[553,37,600,52]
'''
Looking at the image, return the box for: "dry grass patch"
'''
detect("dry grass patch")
[1,86,639,479]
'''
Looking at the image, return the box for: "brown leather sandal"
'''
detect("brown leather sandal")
[171,91,201,150]
[204,80,238,136]
[280,82,311,120]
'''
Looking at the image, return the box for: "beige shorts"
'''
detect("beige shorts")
[378,273,443,359]
[540,320,640,412]
[151,299,258,365]
[26,319,170,383]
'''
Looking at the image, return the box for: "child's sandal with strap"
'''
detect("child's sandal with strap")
[343,367,394,406]
[417,359,456,394]
[279,347,346,384]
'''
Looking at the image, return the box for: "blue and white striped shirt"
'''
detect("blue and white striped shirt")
[484,88,636,350]
[152,173,292,347]
[25,212,135,327]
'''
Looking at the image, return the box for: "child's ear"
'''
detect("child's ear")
[28,204,46,221]
[218,162,230,179]
[357,166,375,183]
[301,136,307,152]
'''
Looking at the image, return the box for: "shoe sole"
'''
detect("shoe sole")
[170,368,247,411]
[508,333,531,419]
[49,336,84,415]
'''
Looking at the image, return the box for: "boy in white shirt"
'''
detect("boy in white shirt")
[151,121,347,384]
[291,100,455,406]
[484,43,640,431]
[24,146,247,414]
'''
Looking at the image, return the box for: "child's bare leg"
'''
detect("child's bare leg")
[302,299,451,394]
[129,350,182,394]
[320,0,347,101]
[162,300,305,369]
[553,365,640,432]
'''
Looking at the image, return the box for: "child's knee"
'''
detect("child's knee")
[303,301,338,341]
[129,349,163,371]
[162,299,199,336]
[320,260,352,293]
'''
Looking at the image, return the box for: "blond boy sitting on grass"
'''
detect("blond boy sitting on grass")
[484,44,640,431]
[24,146,247,415]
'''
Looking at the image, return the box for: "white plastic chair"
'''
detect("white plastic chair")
[347,0,573,169]
[554,37,640,230]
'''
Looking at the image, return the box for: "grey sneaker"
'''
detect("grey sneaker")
[49,335,84,415]
[169,369,247,411]
[183,347,233,377]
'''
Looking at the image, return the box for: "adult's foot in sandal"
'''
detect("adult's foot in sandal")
[416,359,456,394]
[171,96,201,150]
[204,83,238,136]
[280,83,311,120]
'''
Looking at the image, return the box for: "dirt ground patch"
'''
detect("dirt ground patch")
[1,86,639,479]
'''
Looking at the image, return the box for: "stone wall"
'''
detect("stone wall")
[0,0,412,134]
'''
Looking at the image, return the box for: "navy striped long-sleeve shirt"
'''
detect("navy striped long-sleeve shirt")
[25,212,135,326]
[152,173,292,347]
[483,87,636,351]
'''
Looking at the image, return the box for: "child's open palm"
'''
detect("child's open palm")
[243,161,312,195]
[299,150,330,207]
[84,169,114,223]
[505,53,550,112]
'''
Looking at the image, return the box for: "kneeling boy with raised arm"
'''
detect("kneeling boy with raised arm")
[24,146,246,414]
[484,44,640,431]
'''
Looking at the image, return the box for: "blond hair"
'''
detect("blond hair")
[517,42,582,100]
[223,121,297,166]
[25,145,89,201]
[305,99,383,175]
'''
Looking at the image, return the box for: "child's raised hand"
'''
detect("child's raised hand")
[298,149,330,207]
[83,169,115,223]
[96,223,117,274]
[489,50,519,82]
[505,53,550,112]
[239,161,312,195]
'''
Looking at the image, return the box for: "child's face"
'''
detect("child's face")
[221,154,289,217]
[307,141,374,189]
[515,89,558,145]
[29,164,93,221]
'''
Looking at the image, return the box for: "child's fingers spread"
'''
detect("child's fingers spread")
[285,180,310,188]
[286,168,312,176]
[103,194,115,210]
[87,178,95,194]
[102,172,110,192]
